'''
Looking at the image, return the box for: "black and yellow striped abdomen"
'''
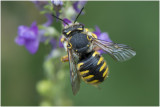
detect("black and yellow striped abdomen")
[77,51,109,85]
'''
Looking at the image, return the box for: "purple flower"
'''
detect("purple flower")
[32,1,53,26]
[93,26,112,42]
[15,22,40,54]
[50,38,58,49]
[43,13,53,26]
[63,18,72,27]
[73,1,87,13]
[93,26,112,54]
[59,36,64,48]
[51,0,63,6]
[32,1,48,11]
[51,0,63,18]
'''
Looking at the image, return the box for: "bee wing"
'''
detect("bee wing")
[67,49,81,95]
[93,39,136,62]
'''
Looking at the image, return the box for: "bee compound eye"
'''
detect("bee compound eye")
[62,29,67,34]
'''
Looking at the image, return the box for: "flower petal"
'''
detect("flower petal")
[63,18,72,26]
[98,50,105,54]
[59,36,64,48]
[93,26,112,55]
[25,39,39,54]
[32,1,48,11]
[15,36,25,46]
[73,1,79,12]
[93,26,101,37]
[30,21,38,36]
[51,0,63,6]
[99,32,112,42]
[73,1,87,13]
[43,14,53,27]
[18,25,29,37]
[50,38,57,49]
[18,24,36,40]
[15,22,40,54]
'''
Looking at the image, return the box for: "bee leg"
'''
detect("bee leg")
[61,55,69,62]
[61,36,66,43]
[93,46,101,51]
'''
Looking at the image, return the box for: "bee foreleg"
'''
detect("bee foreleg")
[61,55,69,62]
[93,46,101,51]
[61,36,68,51]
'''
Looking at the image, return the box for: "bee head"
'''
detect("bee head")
[62,23,84,37]
[52,7,84,38]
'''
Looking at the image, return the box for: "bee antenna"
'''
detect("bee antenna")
[74,7,84,23]
[52,14,69,26]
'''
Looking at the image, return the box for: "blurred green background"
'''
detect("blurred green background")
[2,1,159,106]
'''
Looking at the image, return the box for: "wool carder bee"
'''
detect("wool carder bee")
[52,7,136,95]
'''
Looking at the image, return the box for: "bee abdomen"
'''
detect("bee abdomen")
[77,51,109,85]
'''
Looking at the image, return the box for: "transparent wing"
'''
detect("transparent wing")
[67,49,80,95]
[93,39,136,62]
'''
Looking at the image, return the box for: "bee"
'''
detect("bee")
[52,7,136,95]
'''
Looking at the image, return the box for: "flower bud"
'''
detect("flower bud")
[36,80,52,96]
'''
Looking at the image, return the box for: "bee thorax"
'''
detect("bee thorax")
[70,32,90,54]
